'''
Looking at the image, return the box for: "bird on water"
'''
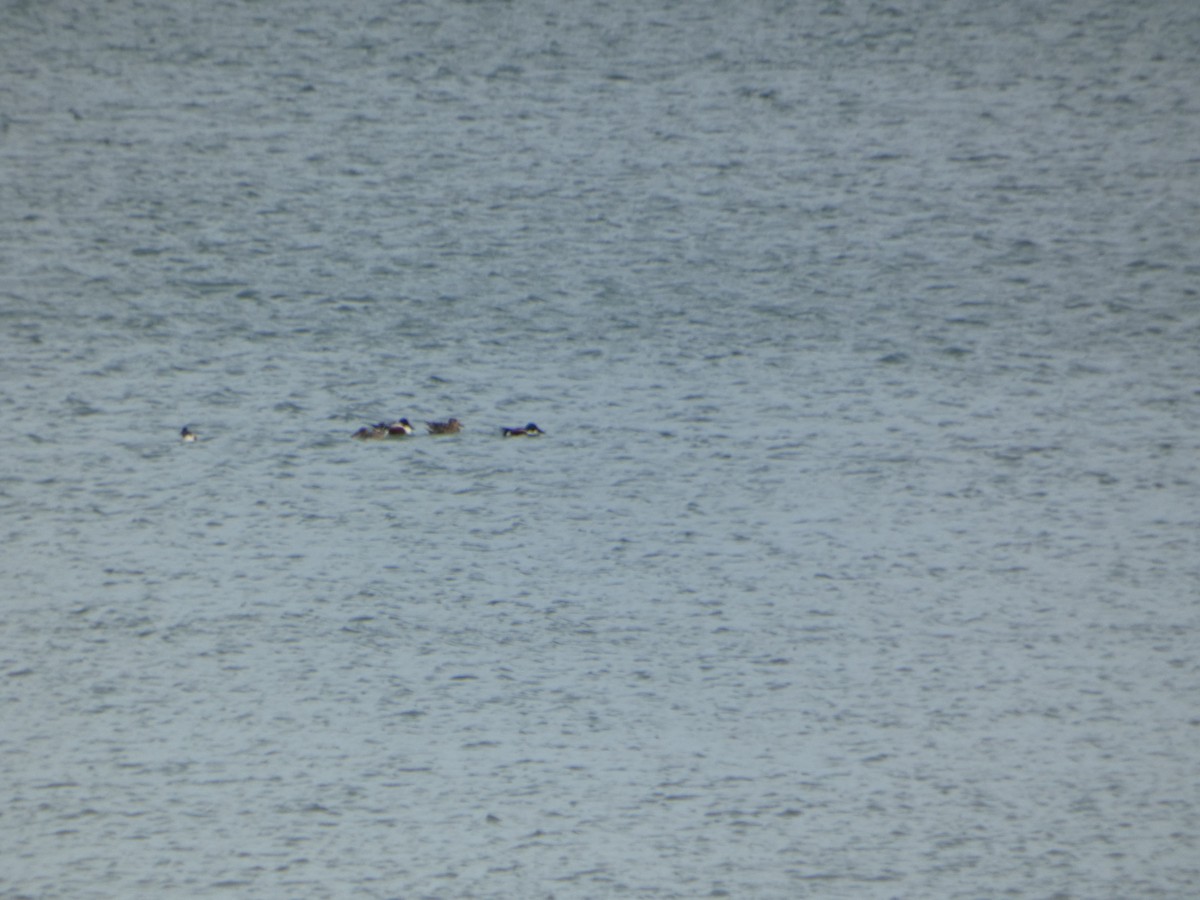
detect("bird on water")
[426,418,463,434]
[501,423,545,437]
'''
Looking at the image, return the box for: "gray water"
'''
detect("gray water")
[3,1,1199,897]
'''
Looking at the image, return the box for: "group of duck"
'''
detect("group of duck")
[352,418,545,440]
[179,419,544,443]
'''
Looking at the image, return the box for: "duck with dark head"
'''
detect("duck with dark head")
[501,423,545,437]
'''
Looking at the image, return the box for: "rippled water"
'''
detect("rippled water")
[3,1,1199,897]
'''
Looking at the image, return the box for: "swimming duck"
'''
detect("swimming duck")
[502,423,545,437]
[352,424,390,440]
[426,418,463,434]
[180,426,198,442]
[353,418,415,440]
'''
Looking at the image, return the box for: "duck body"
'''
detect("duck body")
[353,418,414,440]
[180,426,198,442]
[502,423,545,437]
[426,418,463,434]
[352,424,389,440]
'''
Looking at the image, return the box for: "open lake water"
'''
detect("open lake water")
[2,1,1199,897]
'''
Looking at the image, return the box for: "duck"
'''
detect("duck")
[353,418,415,440]
[180,426,198,442]
[501,423,545,437]
[426,418,463,434]
[352,424,390,440]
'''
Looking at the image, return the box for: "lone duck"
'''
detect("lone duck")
[502,423,545,437]
[426,418,462,434]
[180,426,198,442]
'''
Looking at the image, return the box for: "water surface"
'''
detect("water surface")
[2,1,1199,897]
